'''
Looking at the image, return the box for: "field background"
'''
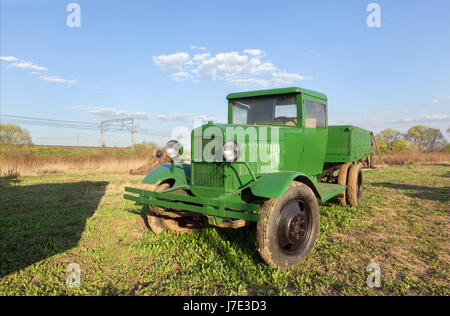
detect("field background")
[0,144,154,176]
[0,146,449,295]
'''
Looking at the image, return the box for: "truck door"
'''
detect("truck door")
[300,95,328,176]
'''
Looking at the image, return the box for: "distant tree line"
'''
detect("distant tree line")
[376,125,449,154]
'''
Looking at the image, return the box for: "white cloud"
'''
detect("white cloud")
[195,51,249,80]
[152,52,190,73]
[9,61,47,71]
[38,75,77,85]
[389,114,450,124]
[0,56,19,62]
[2,56,79,86]
[190,45,208,51]
[157,112,223,123]
[69,105,152,120]
[426,96,450,106]
[153,48,309,88]
[192,53,211,62]
[243,49,265,57]
[272,72,308,86]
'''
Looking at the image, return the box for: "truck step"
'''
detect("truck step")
[316,183,346,202]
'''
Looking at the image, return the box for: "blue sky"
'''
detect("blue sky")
[1,0,449,147]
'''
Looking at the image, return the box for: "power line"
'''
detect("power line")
[1,115,98,126]
[0,114,173,147]
[0,115,100,131]
[0,114,172,136]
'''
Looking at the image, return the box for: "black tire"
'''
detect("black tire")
[347,163,363,206]
[256,182,320,270]
[337,163,352,205]
[145,182,207,234]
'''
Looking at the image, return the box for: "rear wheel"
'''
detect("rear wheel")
[337,163,352,205]
[347,163,363,206]
[145,182,207,234]
[257,182,319,270]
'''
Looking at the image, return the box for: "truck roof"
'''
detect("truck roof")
[226,87,327,101]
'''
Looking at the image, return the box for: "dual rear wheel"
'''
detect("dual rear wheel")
[337,162,363,206]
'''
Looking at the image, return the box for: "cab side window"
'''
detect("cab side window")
[304,100,326,128]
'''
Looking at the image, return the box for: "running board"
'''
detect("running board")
[316,183,346,202]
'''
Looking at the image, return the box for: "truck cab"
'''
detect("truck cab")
[125,87,372,269]
[227,87,328,177]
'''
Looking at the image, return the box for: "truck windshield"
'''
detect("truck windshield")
[231,95,297,126]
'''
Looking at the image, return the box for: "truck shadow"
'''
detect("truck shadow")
[212,226,264,269]
[371,182,449,202]
[130,206,261,266]
[0,176,107,277]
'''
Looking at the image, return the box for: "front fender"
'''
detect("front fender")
[142,163,191,188]
[249,171,319,199]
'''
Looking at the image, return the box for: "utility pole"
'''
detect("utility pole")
[131,119,135,149]
[77,134,80,146]
[99,118,134,148]
[100,122,104,147]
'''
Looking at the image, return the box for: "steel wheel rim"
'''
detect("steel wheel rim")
[277,199,312,255]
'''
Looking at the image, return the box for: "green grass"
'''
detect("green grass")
[0,164,449,296]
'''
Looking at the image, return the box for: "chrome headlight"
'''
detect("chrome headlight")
[166,140,183,159]
[222,141,241,162]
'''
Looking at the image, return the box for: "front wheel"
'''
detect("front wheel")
[145,182,207,234]
[257,182,319,270]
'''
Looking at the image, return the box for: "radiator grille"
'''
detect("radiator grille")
[193,162,224,188]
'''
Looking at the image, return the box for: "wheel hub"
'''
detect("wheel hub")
[287,214,304,243]
[277,200,311,254]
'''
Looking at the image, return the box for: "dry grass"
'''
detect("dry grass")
[0,144,156,176]
[0,156,149,176]
[373,152,450,166]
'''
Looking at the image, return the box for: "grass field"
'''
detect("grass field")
[0,163,448,296]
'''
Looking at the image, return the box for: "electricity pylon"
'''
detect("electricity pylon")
[100,118,135,148]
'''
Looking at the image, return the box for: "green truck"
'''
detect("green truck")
[124,87,372,269]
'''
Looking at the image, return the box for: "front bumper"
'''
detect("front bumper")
[124,186,260,222]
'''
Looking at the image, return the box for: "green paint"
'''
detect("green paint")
[249,171,314,199]
[316,183,346,202]
[226,86,327,101]
[124,186,260,222]
[142,163,191,188]
[325,126,372,163]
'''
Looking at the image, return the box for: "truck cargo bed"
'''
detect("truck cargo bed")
[325,125,372,163]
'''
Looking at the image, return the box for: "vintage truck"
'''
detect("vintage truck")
[124,87,372,269]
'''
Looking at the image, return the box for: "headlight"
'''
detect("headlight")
[222,141,241,162]
[166,140,183,159]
